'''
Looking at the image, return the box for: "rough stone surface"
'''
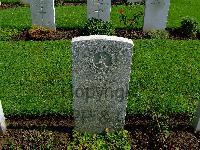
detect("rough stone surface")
[87,0,111,22]
[72,35,133,133]
[30,0,56,30]
[0,100,6,135]
[143,0,170,32]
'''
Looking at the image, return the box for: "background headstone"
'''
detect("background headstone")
[72,35,133,133]
[87,0,111,22]
[0,100,6,135]
[30,0,56,30]
[143,0,170,32]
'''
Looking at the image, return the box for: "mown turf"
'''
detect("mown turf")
[168,0,200,28]
[128,39,200,115]
[0,40,199,116]
[0,40,73,116]
[0,0,199,117]
[0,7,31,30]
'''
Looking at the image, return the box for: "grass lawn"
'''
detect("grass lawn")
[0,40,199,116]
[0,0,200,117]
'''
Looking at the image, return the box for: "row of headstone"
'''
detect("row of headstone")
[87,0,170,31]
[28,0,170,31]
[0,101,6,135]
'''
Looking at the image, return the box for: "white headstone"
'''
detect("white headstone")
[72,35,133,133]
[143,0,170,32]
[87,0,111,22]
[0,101,6,135]
[30,0,56,30]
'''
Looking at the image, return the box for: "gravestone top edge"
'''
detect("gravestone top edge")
[72,35,133,45]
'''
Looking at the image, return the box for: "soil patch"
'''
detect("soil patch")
[13,28,200,41]
[1,114,200,149]
[0,3,21,9]
[14,28,82,41]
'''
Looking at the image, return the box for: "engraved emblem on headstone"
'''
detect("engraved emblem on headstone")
[93,51,112,69]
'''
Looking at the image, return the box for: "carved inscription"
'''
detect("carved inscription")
[150,0,165,7]
[74,109,96,121]
[74,109,124,124]
[75,85,128,103]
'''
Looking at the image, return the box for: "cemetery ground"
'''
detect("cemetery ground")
[0,0,200,149]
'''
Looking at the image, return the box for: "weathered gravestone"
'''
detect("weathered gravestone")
[0,100,6,135]
[72,35,133,133]
[143,0,170,32]
[30,0,56,30]
[87,0,111,22]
